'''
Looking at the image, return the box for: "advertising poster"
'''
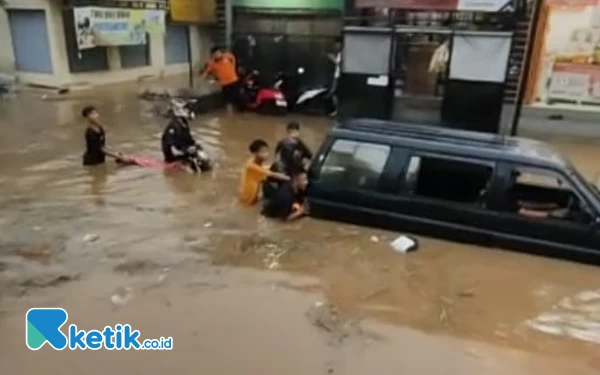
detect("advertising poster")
[538,0,600,103]
[354,0,515,12]
[74,7,166,50]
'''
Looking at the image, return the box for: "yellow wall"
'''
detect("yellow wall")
[170,0,215,24]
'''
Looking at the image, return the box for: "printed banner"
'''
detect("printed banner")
[74,7,166,50]
[354,0,515,12]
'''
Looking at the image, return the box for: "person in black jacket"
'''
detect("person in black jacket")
[161,99,212,172]
[274,121,312,175]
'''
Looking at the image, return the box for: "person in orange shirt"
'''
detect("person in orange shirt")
[239,139,290,206]
[200,46,240,114]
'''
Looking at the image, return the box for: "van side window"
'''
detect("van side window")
[404,155,493,205]
[503,167,592,224]
[320,140,390,190]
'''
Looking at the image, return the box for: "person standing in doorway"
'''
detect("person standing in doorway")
[200,46,240,115]
[327,37,343,117]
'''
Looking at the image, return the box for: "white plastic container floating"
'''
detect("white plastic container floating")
[390,235,419,253]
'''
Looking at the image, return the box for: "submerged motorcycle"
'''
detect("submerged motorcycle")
[239,70,288,115]
[280,67,331,115]
[238,67,332,115]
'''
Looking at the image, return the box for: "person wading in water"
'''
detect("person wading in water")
[200,46,240,115]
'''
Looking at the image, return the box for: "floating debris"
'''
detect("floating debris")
[390,235,419,253]
[83,233,100,243]
[113,259,162,276]
[111,286,134,307]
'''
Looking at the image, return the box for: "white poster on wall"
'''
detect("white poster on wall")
[457,0,514,12]
[449,34,512,83]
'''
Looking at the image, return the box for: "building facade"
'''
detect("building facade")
[0,0,216,88]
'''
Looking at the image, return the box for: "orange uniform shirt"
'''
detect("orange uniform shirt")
[239,158,270,206]
[204,52,239,86]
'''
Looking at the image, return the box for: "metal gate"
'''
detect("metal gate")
[232,10,342,84]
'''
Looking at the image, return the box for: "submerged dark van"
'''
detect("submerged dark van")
[307,119,600,264]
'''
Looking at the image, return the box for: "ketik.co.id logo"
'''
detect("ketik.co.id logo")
[26,308,173,350]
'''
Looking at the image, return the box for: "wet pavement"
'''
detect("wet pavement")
[0,85,599,374]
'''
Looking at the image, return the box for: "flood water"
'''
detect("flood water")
[0,85,599,374]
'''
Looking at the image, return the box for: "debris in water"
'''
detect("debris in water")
[83,233,100,243]
[113,259,161,275]
[203,222,213,228]
[16,243,53,260]
[306,301,361,346]
[111,286,134,307]
[263,244,287,270]
[390,235,419,253]
[370,235,379,243]
[20,273,79,288]
[458,286,478,298]
[306,301,340,334]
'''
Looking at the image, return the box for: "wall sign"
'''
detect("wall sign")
[74,7,166,50]
[354,0,515,12]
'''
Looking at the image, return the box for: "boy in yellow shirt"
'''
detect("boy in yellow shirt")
[239,139,290,206]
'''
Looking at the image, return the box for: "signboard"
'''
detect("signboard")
[232,0,344,9]
[548,63,600,101]
[536,1,600,104]
[354,0,515,12]
[74,7,166,50]
[170,0,215,23]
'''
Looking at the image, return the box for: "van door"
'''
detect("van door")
[490,162,595,257]
[389,153,499,245]
[308,138,396,227]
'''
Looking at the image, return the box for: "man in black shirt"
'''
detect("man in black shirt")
[274,121,312,175]
[262,170,309,221]
[82,106,108,166]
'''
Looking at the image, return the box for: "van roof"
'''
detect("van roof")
[334,118,571,170]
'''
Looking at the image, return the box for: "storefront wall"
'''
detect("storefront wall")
[2,0,213,88]
[529,0,600,109]
[0,8,16,72]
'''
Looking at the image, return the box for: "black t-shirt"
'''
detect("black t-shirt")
[275,137,312,174]
[83,126,106,166]
[262,182,298,220]
[263,161,285,200]
[161,119,197,163]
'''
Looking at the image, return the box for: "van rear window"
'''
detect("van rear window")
[319,140,390,190]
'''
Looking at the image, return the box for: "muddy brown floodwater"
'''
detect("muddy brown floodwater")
[0,85,599,374]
